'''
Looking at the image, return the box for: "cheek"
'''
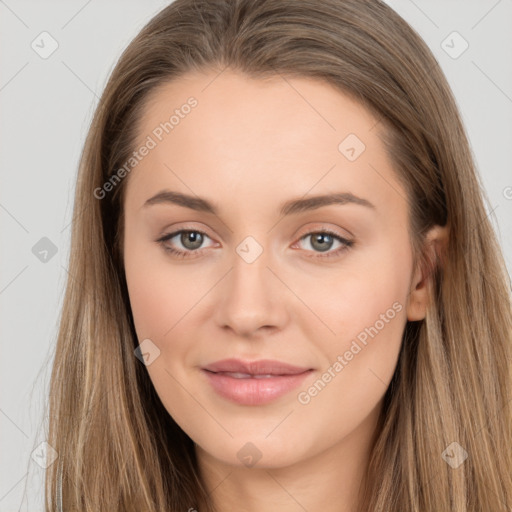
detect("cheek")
[125,267,184,340]
[291,254,409,454]
[123,238,200,419]
[124,228,208,340]
[291,238,412,350]
[301,238,411,397]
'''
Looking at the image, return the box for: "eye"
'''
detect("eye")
[294,229,354,259]
[156,229,216,259]
[156,228,353,260]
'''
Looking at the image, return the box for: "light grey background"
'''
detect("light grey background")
[1,1,511,510]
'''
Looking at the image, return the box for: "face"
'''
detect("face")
[122,69,421,469]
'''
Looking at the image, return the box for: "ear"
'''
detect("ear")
[406,225,449,321]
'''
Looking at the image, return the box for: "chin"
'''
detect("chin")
[196,433,311,470]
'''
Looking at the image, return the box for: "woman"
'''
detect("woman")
[46,0,512,510]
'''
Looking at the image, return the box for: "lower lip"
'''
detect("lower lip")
[202,369,313,405]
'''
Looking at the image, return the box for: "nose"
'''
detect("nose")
[214,245,289,338]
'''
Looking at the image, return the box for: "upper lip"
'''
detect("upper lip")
[202,358,312,376]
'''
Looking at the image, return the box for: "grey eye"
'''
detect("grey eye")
[179,231,204,250]
[308,233,335,252]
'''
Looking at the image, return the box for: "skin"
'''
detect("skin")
[122,69,447,512]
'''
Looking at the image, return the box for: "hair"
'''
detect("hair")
[44,0,512,510]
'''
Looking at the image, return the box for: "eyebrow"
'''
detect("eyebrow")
[142,189,376,216]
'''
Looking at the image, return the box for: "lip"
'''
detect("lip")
[203,358,311,375]
[201,358,314,405]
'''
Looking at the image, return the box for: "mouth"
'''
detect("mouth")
[205,371,293,379]
[201,359,314,405]
[202,358,312,376]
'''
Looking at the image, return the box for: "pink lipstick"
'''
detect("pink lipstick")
[202,358,313,405]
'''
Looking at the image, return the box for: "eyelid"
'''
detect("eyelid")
[295,223,352,240]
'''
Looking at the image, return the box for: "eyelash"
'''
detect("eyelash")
[156,228,354,260]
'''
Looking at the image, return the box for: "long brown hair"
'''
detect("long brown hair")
[45,0,512,510]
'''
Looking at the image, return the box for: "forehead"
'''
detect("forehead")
[125,69,406,219]
[138,68,379,152]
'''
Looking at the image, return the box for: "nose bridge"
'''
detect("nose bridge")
[230,236,274,307]
[215,235,286,335]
